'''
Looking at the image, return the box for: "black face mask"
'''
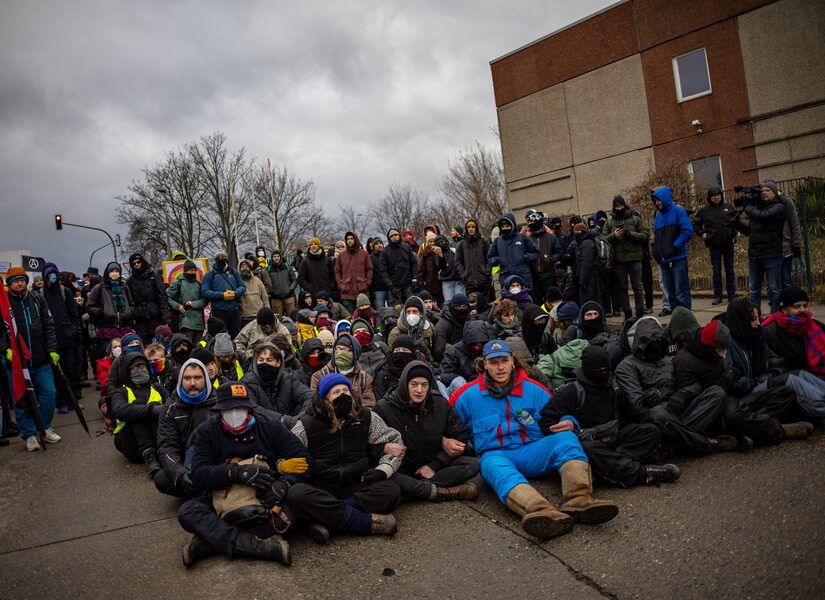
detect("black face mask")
[581,317,603,336]
[333,393,353,418]
[587,369,611,387]
[172,348,191,364]
[451,306,469,320]
[528,221,543,232]
[257,363,280,383]
[390,352,416,371]
[216,258,227,268]
[643,340,665,362]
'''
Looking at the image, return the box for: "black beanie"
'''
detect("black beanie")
[207,317,226,337]
[257,306,276,325]
[418,290,433,302]
[183,259,197,271]
[191,347,214,365]
[391,334,417,353]
[580,345,610,378]
[779,286,808,308]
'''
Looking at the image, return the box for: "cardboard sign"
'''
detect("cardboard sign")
[161,258,209,283]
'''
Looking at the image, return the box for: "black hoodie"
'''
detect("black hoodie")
[455,218,491,288]
[439,320,491,386]
[241,342,314,425]
[693,186,735,248]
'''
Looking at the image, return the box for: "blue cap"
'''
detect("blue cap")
[483,339,512,360]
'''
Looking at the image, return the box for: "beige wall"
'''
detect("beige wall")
[574,149,656,215]
[754,104,825,180]
[507,169,578,221]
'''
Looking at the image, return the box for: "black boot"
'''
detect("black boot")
[182,536,217,568]
[2,422,18,438]
[782,422,814,439]
[232,531,291,565]
[306,523,330,545]
[736,435,754,453]
[707,435,738,453]
[644,464,681,486]
[712,297,723,305]
[141,448,161,478]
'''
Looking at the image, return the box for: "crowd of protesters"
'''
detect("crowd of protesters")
[2,180,822,567]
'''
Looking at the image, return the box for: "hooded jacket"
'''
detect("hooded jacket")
[166,272,207,331]
[298,248,336,298]
[334,232,373,300]
[237,263,269,318]
[86,263,135,329]
[380,231,418,291]
[651,187,694,264]
[434,235,461,282]
[353,320,389,376]
[572,229,602,288]
[38,262,80,345]
[439,320,491,385]
[536,338,589,390]
[296,337,330,387]
[417,238,442,298]
[268,250,298,299]
[527,224,563,274]
[126,259,167,323]
[241,342,314,424]
[614,318,677,417]
[7,284,57,368]
[487,212,540,288]
[386,295,436,355]
[200,259,246,311]
[432,305,471,363]
[693,187,736,248]
[109,353,169,429]
[309,333,376,408]
[374,361,474,476]
[455,218,491,288]
[672,326,727,390]
[735,188,786,259]
[603,204,649,263]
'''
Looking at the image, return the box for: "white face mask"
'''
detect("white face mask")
[222,408,248,429]
[510,286,522,295]
[112,346,122,358]
[406,313,421,327]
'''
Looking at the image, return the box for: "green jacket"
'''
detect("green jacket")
[603,208,649,263]
[536,338,589,391]
[166,277,207,331]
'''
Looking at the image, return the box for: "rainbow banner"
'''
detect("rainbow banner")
[161,258,209,283]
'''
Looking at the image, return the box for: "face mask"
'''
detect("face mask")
[131,370,150,385]
[528,221,543,232]
[221,408,249,429]
[406,313,421,327]
[257,250,266,257]
[354,330,372,347]
[172,348,190,364]
[241,269,251,278]
[260,325,274,335]
[390,352,415,370]
[588,369,611,386]
[149,358,166,375]
[334,350,355,374]
[124,344,142,354]
[216,258,227,268]
[257,362,280,382]
[332,393,353,419]
[643,341,665,361]
[47,273,58,284]
[112,346,122,358]
[183,272,197,280]
[468,343,484,356]
[509,286,522,295]
[307,354,323,367]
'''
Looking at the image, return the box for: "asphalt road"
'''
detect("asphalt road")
[2,298,824,600]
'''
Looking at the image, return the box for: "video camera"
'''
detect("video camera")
[733,185,761,208]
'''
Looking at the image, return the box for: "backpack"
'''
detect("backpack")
[593,235,613,272]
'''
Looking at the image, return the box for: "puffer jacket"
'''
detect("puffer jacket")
[200,261,245,311]
[380,238,417,291]
[692,187,736,248]
[126,265,167,323]
[298,250,336,297]
[86,265,135,329]
[651,187,694,264]
[268,252,298,299]
[434,235,461,281]
[7,287,57,368]
[737,196,786,259]
[603,206,649,263]
[238,272,269,319]
[536,338,588,390]
[487,212,540,288]
[439,320,490,386]
[166,276,207,331]
[433,307,470,363]
[455,219,491,288]
[334,232,373,300]
[386,296,436,359]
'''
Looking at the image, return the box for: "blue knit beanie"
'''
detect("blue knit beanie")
[557,301,580,323]
[318,373,352,399]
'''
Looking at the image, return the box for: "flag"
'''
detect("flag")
[0,278,31,404]
[21,255,46,272]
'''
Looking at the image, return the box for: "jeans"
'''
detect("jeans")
[441,280,466,304]
[613,261,645,316]
[659,258,691,310]
[709,244,736,299]
[748,257,782,314]
[10,363,56,440]
[372,290,388,311]
[657,264,671,311]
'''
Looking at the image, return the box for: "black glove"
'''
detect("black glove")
[178,473,195,496]
[639,388,663,408]
[257,480,291,508]
[226,463,279,489]
[361,468,387,484]
[719,367,741,394]
[149,404,164,418]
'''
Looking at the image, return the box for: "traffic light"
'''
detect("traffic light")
[55,214,62,230]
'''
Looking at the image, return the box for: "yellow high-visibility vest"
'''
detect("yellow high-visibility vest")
[114,385,163,434]
[212,360,244,388]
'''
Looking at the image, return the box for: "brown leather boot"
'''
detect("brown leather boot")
[505,483,574,539]
[782,421,814,439]
[434,482,479,501]
[371,513,397,536]
[559,460,619,524]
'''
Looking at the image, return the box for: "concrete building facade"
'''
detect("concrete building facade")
[491,0,825,220]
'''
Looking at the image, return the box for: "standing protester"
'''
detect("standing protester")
[455,219,492,305]
[166,260,206,345]
[417,233,443,307]
[693,187,737,305]
[334,231,373,314]
[651,186,694,311]
[381,229,418,306]
[200,250,246,338]
[526,211,562,306]
[126,253,168,345]
[487,212,540,291]
[86,261,135,344]
[449,226,463,249]
[368,238,391,310]
[434,234,464,304]
[237,259,268,326]
[249,249,274,298]
[298,238,336,299]
[267,250,297,318]
[571,222,606,307]
[763,180,802,289]
[603,195,649,319]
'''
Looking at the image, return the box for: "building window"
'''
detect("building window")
[672,48,711,102]
[688,155,723,190]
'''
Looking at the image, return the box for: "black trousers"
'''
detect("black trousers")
[645,386,729,455]
[285,479,401,529]
[210,309,242,339]
[613,261,645,316]
[134,318,164,346]
[641,256,654,309]
[178,495,279,556]
[388,286,413,307]
[393,456,480,499]
[724,386,795,446]
[581,423,661,488]
[154,468,194,498]
[529,273,556,306]
[55,344,81,408]
[113,419,157,463]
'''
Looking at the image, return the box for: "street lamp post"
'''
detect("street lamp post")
[55,217,118,263]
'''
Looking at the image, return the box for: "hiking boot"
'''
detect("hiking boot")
[712,297,723,305]
[232,531,291,565]
[707,434,738,453]
[644,464,681,486]
[434,482,479,502]
[306,523,330,545]
[506,483,574,539]
[782,421,814,439]
[44,428,62,443]
[182,536,217,568]
[141,448,162,477]
[559,460,619,524]
[623,308,633,320]
[658,309,672,317]
[26,436,42,452]
[371,513,397,536]
[736,435,754,453]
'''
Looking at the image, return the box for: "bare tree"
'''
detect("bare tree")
[338,204,375,241]
[370,183,431,238]
[439,142,507,232]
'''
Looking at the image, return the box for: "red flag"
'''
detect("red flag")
[0,278,31,405]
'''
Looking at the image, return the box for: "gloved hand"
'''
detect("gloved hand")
[719,367,741,394]
[640,388,663,408]
[178,473,196,497]
[277,457,309,474]
[256,480,291,508]
[222,290,236,301]
[50,352,61,365]
[361,468,387,484]
[149,403,165,418]
[4,348,11,362]
[225,462,278,489]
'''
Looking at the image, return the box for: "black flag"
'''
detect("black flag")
[21,255,46,272]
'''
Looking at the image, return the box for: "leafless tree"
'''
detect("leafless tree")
[338,204,375,241]
[370,183,431,239]
[438,142,507,232]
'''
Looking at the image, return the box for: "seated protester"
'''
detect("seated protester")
[234,307,289,360]
[178,382,310,567]
[433,293,472,363]
[490,299,522,340]
[293,291,314,321]
[155,358,216,498]
[417,290,442,326]
[763,286,825,378]
[373,361,480,502]
[541,346,678,488]
[387,296,436,360]
[269,333,301,372]
[451,339,618,540]
[152,325,173,353]
[286,374,402,542]
[105,331,143,398]
[296,337,329,388]
[241,342,313,426]
[562,301,624,368]
[375,306,399,344]
[374,334,425,401]
[296,309,318,344]
[351,318,388,377]
[440,320,491,393]
[553,301,579,347]
[351,294,377,330]
[318,329,335,354]
[665,306,699,356]
[168,333,193,373]
[334,319,351,338]
[145,342,177,395]
[468,290,492,322]
[191,347,221,389]
[541,286,564,317]
[310,333,376,408]
[314,290,351,321]
[505,337,552,390]
[536,339,589,391]
[212,333,247,382]
[199,317,226,349]
[501,275,532,311]
[314,311,335,335]
[109,352,168,476]
[520,304,557,359]
[95,337,122,432]
[280,316,301,353]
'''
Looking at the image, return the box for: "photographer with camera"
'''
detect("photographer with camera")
[734,181,786,314]
[693,187,737,305]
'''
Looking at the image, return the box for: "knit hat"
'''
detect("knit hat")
[760,180,779,197]
[450,293,470,307]
[314,290,330,301]
[557,301,580,323]
[183,260,197,271]
[256,306,276,325]
[779,286,808,308]
[579,345,611,379]
[4,266,28,284]
[391,334,417,353]
[317,372,352,400]
[418,290,433,302]
[316,315,333,329]
[351,318,371,333]
[313,304,332,316]
[270,333,292,357]
[191,347,215,365]
[387,228,400,239]
[370,238,384,250]
[212,333,235,357]
[699,320,731,350]
[425,231,437,243]
[281,316,299,336]
[612,195,626,209]
[666,307,699,343]
[206,317,227,337]
[452,226,463,236]
[121,332,144,354]
[154,325,172,339]
[573,223,588,234]
[309,237,321,246]
[356,293,371,309]
[215,249,228,258]
[212,382,256,411]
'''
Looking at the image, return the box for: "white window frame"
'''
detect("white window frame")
[688,155,724,191]
[672,48,712,103]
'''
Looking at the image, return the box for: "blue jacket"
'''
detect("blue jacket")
[200,261,246,311]
[651,187,693,264]
[487,212,540,288]
[451,369,578,454]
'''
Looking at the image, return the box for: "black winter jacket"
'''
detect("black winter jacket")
[298,251,336,297]
[127,267,167,322]
[673,331,725,390]
[110,354,169,427]
[156,387,217,482]
[7,289,57,368]
[432,308,469,363]
[455,231,491,288]
[763,318,825,373]
[381,241,417,290]
[434,236,461,282]
[736,197,785,259]
[693,192,736,248]
[370,252,392,292]
[241,362,313,426]
[86,277,134,329]
[529,229,562,274]
[38,280,80,346]
[439,320,489,385]
[268,262,297,299]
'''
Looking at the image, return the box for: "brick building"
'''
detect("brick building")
[490,0,825,220]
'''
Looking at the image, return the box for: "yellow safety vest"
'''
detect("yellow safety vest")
[212,360,244,388]
[114,385,163,434]
[197,340,207,347]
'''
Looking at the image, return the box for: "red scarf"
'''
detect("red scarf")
[762,311,825,378]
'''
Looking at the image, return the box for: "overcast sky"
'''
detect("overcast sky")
[0,0,611,275]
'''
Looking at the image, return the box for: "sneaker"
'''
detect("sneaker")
[644,464,681,485]
[57,406,70,414]
[26,436,42,452]
[658,309,672,317]
[782,421,814,439]
[644,307,653,315]
[44,428,62,443]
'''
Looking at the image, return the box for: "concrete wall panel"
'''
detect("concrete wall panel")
[507,169,577,221]
[573,149,655,216]
[565,54,652,164]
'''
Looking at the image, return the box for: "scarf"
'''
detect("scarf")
[483,370,517,399]
[222,413,256,435]
[762,311,825,378]
[111,279,126,311]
